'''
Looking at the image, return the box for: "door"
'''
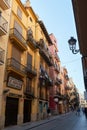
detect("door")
[5,97,19,126]
[27,53,32,70]
[23,99,31,123]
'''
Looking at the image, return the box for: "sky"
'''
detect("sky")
[21,0,85,94]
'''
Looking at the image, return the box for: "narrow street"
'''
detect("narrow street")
[27,112,87,130]
[4,112,87,130]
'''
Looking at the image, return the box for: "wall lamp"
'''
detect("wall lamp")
[68,37,79,54]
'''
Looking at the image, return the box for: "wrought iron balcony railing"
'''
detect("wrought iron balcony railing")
[38,39,53,66]
[65,86,72,90]
[0,47,5,65]
[9,28,27,50]
[39,66,53,87]
[4,0,10,6]
[0,0,10,10]
[55,78,62,85]
[54,92,62,100]
[65,74,69,80]
[27,29,37,48]
[54,64,60,72]
[0,15,8,35]
[24,86,34,98]
[27,36,37,48]
[55,53,60,61]
[26,64,37,77]
[7,58,26,74]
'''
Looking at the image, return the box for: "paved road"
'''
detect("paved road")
[4,112,87,130]
[25,112,87,130]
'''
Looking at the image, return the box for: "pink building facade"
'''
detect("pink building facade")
[49,33,61,114]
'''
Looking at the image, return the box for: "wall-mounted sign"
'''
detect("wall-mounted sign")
[8,76,23,89]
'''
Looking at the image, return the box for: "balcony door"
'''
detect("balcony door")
[12,46,21,61]
[12,45,21,69]
[26,77,32,92]
[27,53,32,70]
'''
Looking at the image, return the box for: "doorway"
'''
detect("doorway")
[23,99,31,123]
[5,97,19,126]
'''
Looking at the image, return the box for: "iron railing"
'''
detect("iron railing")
[54,64,60,72]
[0,47,5,65]
[55,53,60,61]
[38,39,53,66]
[55,78,62,85]
[7,58,26,74]
[4,0,10,6]
[27,29,37,48]
[25,86,34,97]
[9,28,27,47]
[26,64,37,76]
[0,15,8,33]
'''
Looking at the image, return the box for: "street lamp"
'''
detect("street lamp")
[68,37,79,54]
[54,97,58,103]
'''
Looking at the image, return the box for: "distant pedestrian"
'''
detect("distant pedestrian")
[76,107,80,116]
[82,107,85,114]
[47,107,51,119]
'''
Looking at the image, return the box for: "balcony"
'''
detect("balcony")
[65,74,69,80]
[24,86,34,98]
[0,15,8,36]
[27,29,37,49]
[55,78,62,85]
[26,64,37,77]
[7,58,26,77]
[39,66,53,87]
[54,64,60,73]
[38,39,53,66]
[54,92,63,101]
[0,47,5,65]
[0,0,10,10]
[9,28,27,51]
[65,86,72,90]
[45,72,53,87]
[55,53,60,61]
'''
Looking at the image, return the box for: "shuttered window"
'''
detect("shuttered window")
[27,53,32,69]
[12,46,21,62]
[26,77,32,91]
[14,21,22,34]
[17,7,22,20]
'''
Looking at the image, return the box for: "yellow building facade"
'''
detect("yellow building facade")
[0,0,12,129]
[0,0,53,129]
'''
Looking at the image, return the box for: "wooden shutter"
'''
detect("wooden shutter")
[27,53,32,69]
[14,21,22,34]
[12,46,21,62]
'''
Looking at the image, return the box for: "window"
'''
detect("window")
[17,7,22,19]
[14,21,22,34]
[26,77,32,91]
[12,46,21,62]
[27,53,32,70]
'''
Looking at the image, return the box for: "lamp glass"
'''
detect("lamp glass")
[68,37,76,51]
[54,98,58,103]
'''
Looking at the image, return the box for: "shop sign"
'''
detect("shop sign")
[8,76,23,89]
